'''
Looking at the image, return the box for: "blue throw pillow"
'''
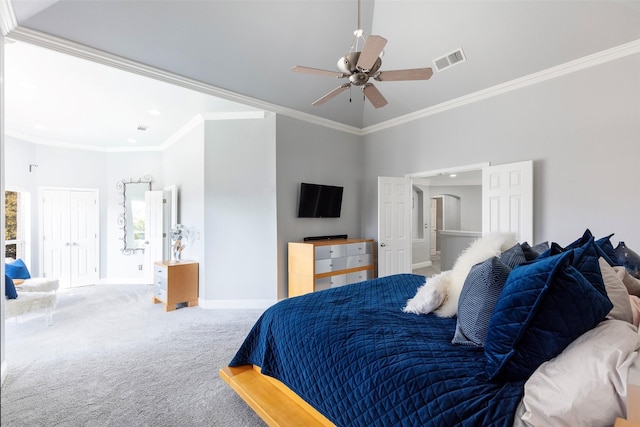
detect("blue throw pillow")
[484,250,613,383]
[5,259,31,280]
[5,274,18,299]
[537,237,609,299]
[452,257,512,347]
[564,229,620,267]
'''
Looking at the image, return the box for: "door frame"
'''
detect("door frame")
[407,162,489,270]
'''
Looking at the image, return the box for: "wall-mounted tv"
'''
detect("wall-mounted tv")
[297,182,343,218]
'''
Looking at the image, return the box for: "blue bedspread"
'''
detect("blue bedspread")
[230,274,525,427]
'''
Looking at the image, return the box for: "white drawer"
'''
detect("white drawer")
[346,254,372,269]
[315,257,347,274]
[155,276,167,290]
[155,264,168,279]
[347,270,373,284]
[315,244,347,260]
[315,274,347,291]
[347,242,371,256]
[154,286,167,301]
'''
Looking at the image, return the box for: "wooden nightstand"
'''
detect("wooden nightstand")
[152,261,199,312]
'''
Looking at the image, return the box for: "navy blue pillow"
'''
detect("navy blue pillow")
[484,250,613,383]
[5,259,31,280]
[5,274,18,299]
[452,257,512,347]
[563,229,620,267]
[539,237,608,298]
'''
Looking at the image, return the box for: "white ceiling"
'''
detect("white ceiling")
[4,0,640,151]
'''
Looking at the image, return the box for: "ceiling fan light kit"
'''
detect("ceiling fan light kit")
[292,1,433,109]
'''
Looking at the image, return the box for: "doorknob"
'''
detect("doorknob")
[380,243,386,247]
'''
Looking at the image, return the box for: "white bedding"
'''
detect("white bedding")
[513,319,640,427]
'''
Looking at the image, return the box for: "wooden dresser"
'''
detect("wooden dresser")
[152,261,199,312]
[288,238,375,297]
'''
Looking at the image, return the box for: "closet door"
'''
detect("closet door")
[41,188,99,288]
[42,189,72,285]
[70,191,99,286]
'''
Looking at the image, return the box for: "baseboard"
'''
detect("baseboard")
[199,298,277,310]
[412,260,433,269]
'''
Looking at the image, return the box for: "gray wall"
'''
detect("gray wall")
[276,115,363,300]
[362,54,640,251]
[203,115,278,304]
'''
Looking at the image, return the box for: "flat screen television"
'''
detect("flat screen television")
[297,182,343,218]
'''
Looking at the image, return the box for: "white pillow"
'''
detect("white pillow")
[517,320,640,427]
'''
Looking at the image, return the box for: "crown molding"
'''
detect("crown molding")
[0,0,17,36]
[363,38,640,135]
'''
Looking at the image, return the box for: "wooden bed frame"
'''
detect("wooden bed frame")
[219,365,334,427]
[221,353,640,427]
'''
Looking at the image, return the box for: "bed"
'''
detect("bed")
[221,232,640,427]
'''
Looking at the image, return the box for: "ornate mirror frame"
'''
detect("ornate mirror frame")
[117,175,153,255]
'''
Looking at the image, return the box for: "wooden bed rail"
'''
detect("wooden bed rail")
[220,365,335,427]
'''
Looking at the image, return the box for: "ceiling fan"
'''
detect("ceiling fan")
[292,1,433,108]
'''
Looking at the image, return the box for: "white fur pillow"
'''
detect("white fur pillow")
[403,232,518,317]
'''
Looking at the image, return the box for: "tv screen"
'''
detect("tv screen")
[297,183,343,218]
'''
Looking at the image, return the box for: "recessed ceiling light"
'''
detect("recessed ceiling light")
[449,174,457,178]
[127,138,137,143]
[148,109,161,116]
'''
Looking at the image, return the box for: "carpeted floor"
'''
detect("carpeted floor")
[1,284,268,427]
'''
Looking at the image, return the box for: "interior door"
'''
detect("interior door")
[144,190,165,284]
[42,189,72,285]
[482,160,533,243]
[41,188,99,288]
[430,198,437,256]
[69,190,98,286]
[377,177,412,277]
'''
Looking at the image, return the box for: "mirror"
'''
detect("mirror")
[117,176,153,254]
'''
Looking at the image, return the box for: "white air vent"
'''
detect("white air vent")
[137,124,149,131]
[433,48,466,72]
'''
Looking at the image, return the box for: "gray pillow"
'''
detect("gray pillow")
[500,244,527,268]
[598,257,632,323]
[452,257,512,347]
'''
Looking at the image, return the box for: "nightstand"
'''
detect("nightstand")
[152,261,199,312]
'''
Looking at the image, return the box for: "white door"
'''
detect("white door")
[144,190,165,284]
[378,177,412,277]
[482,160,533,243]
[69,191,98,286]
[42,188,99,288]
[430,198,437,256]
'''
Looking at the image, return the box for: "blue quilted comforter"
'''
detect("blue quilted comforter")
[230,274,525,427]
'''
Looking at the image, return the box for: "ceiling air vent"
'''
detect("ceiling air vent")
[433,48,466,72]
[137,124,149,131]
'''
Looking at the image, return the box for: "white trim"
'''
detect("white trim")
[406,162,490,178]
[0,0,16,36]
[199,298,276,310]
[412,261,432,270]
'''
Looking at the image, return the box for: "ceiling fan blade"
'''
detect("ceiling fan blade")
[312,84,351,106]
[362,83,387,108]
[356,35,387,71]
[375,68,434,81]
[292,66,346,78]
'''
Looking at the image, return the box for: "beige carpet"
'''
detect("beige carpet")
[1,284,267,426]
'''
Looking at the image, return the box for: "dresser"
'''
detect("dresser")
[152,261,199,312]
[288,238,375,297]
